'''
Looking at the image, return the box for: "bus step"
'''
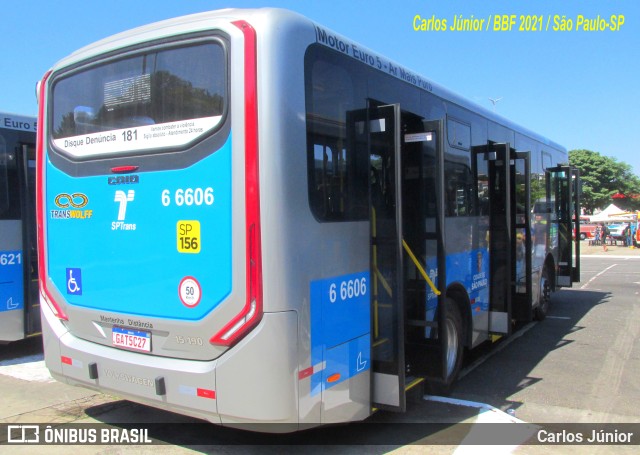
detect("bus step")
[404,376,425,392]
[405,376,427,403]
[372,337,389,348]
[406,319,437,328]
[405,342,442,378]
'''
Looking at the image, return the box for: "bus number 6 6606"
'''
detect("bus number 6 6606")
[329,277,367,303]
[162,188,214,207]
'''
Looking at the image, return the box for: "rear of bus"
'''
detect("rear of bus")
[37,11,298,427]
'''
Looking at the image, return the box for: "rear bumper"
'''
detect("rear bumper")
[41,300,299,428]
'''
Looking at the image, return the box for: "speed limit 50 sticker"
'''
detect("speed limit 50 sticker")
[179,276,202,308]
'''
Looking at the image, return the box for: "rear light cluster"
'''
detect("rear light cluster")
[210,20,263,346]
[36,70,68,321]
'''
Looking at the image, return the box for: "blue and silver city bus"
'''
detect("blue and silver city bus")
[37,8,580,429]
[0,112,39,343]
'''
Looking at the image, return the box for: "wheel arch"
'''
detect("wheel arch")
[445,282,472,348]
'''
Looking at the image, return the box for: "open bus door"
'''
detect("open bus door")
[473,143,512,335]
[358,103,448,410]
[402,118,449,390]
[472,143,535,332]
[359,103,406,411]
[547,165,581,287]
[511,150,533,321]
[351,103,449,410]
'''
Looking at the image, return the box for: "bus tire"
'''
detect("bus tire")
[579,232,586,240]
[535,266,551,321]
[427,298,464,395]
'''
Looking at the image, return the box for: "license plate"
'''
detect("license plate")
[112,327,151,352]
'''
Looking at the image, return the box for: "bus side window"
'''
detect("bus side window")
[445,160,474,217]
[541,150,553,171]
[305,53,367,222]
[311,143,346,219]
[476,157,490,216]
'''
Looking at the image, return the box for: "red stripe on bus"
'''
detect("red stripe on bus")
[298,367,313,380]
[36,70,68,321]
[196,388,216,399]
[210,20,263,346]
[61,356,72,365]
[111,165,139,173]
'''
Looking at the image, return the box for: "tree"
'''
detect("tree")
[569,149,640,213]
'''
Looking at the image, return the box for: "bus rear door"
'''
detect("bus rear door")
[547,165,581,287]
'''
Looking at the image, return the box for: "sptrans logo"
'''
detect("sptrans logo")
[112,190,136,231]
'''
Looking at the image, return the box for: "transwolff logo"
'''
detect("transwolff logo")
[112,190,137,231]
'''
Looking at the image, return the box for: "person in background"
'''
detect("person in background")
[600,223,609,252]
[624,222,632,247]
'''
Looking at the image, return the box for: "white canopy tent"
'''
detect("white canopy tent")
[590,204,637,223]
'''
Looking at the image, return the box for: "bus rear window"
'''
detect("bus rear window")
[51,40,226,158]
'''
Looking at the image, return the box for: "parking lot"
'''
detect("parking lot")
[454,253,640,423]
[1,245,639,453]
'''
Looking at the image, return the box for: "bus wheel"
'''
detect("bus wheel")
[535,266,551,321]
[427,298,464,395]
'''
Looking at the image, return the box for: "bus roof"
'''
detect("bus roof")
[49,8,565,153]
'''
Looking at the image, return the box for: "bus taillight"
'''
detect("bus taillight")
[36,70,68,321]
[210,20,262,347]
[210,300,259,346]
[210,222,261,346]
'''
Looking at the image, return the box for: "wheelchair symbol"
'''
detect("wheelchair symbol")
[66,268,83,295]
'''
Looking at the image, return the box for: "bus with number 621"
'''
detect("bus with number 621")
[36,8,580,430]
[0,112,40,344]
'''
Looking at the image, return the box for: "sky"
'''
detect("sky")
[2,0,639,175]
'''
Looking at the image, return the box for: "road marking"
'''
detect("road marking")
[425,395,522,422]
[425,396,537,454]
[580,263,618,289]
[582,255,640,260]
[546,316,571,320]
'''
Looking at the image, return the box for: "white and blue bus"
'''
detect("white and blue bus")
[0,112,40,343]
[37,8,580,430]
